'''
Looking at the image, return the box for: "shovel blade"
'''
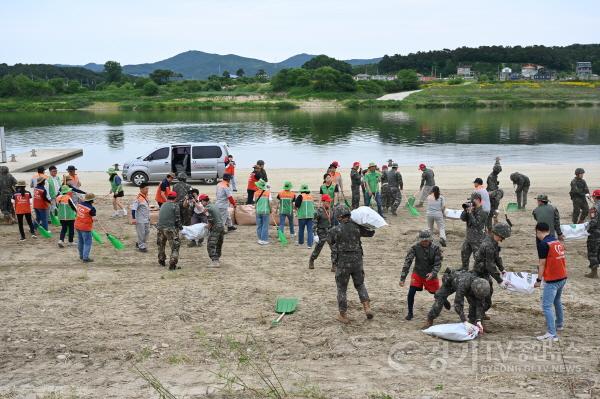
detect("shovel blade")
[275,297,298,314]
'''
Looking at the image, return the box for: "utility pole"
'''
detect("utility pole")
[0,127,7,163]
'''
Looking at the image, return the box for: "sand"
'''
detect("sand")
[1,164,599,398]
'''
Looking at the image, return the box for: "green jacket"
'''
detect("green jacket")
[363,171,381,194]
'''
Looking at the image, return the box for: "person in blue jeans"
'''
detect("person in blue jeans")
[75,193,97,263]
[534,222,568,341]
[33,177,52,231]
[277,181,296,237]
[253,180,272,245]
[295,184,315,248]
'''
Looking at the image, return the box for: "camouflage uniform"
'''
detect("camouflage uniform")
[427,269,485,323]
[380,171,390,212]
[386,167,403,215]
[0,166,17,221]
[510,172,530,209]
[400,242,443,283]
[173,178,193,226]
[350,169,362,209]
[570,176,589,224]
[206,203,225,261]
[586,201,600,271]
[417,168,435,206]
[329,220,375,313]
[460,206,489,270]
[310,206,336,269]
[486,160,503,229]
[532,202,562,237]
[473,235,505,312]
[157,201,182,269]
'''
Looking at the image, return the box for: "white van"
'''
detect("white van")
[122,142,230,186]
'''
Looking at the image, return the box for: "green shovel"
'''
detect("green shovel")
[271,297,298,326]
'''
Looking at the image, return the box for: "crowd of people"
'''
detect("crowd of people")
[1,156,599,342]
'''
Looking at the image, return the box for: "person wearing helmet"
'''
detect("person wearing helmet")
[386,163,403,216]
[400,230,443,321]
[473,222,512,316]
[157,190,182,270]
[0,166,17,224]
[585,189,600,279]
[486,157,504,230]
[424,269,490,334]
[350,162,362,209]
[172,172,193,227]
[509,172,530,209]
[329,206,375,324]
[570,168,590,224]
[309,194,335,271]
[533,194,564,240]
[416,163,435,207]
[200,194,224,267]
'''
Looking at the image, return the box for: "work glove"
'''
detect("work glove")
[476,321,484,334]
[499,280,511,290]
[463,321,478,336]
[585,193,591,200]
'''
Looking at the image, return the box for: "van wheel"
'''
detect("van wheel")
[131,172,149,187]
[203,178,217,185]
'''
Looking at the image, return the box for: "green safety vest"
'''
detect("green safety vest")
[321,184,336,202]
[254,190,271,215]
[278,190,295,215]
[56,195,76,220]
[297,193,315,219]
[48,178,60,199]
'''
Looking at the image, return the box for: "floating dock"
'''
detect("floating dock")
[1,148,83,172]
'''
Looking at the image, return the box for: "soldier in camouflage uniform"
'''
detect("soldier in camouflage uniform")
[157,191,182,270]
[510,172,530,209]
[532,194,563,239]
[585,190,600,279]
[329,207,375,324]
[400,230,443,320]
[570,168,590,224]
[486,157,503,230]
[416,164,435,207]
[0,166,17,223]
[173,172,193,227]
[460,192,488,270]
[380,165,390,213]
[423,269,491,332]
[473,223,511,316]
[386,163,403,216]
[350,162,362,209]
[309,195,336,271]
[200,194,225,267]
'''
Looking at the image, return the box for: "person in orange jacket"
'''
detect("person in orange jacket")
[224,155,237,192]
[12,180,37,241]
[155,173,175,207]
[75,193,98,263]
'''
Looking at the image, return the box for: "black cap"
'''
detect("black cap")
[473,178,483,185]
[37,166,45,173]
[222,173,231,181]
[256,160,265,166]
[67,165,77,171]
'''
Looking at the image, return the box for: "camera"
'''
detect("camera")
[462,200,474,210]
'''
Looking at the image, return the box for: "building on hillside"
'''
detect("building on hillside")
[456,65,474,79]
[354,74,370,81]
[499,67,512,81]
[521,64,540,79]
[576,62,593,80]
[353,74,396,81]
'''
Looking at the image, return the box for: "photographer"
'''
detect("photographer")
[460,192,489,270]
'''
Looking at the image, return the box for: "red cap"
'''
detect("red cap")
[593,189,600,197]
[419,163,426,170]
[321,194,332,202]
[199,194,209,201]
[382,165,388,170]
[167,191,177,199]
[353,161,360,167]
[331,161,339,168]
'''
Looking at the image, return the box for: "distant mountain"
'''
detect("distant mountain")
[0,63,104,82]
[70,51,380,79]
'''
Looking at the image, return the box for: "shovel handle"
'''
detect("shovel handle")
[272,312,285,325]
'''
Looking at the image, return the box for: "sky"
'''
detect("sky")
[1,0,599,65]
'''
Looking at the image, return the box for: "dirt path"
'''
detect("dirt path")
[377,89,422,101]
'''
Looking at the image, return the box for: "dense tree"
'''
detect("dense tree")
[149,69,177,85]
[236,68,245,77]
[396,69,419,90]
[222,70,230,78]
[142,81,159,96]
[104,61,122,83]
[302,55,353,74]
[312,67,356,92]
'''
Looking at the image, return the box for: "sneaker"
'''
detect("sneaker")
[31,235,37,239]
[138,247,148,253]
[19,238,26,242]
[111,212,119,218]
[82,258,94,263]
[557,326,564,331]
[405,313,413,321]
[536,332,558,342]
[210,260,221,268]
[58,240,65,248]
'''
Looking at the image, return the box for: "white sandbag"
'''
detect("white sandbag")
[181,223,209,241]
[504,271,537,294]
[444,209,462,219]
[351,206,388,229]
[423,323,478,341]
[561,223,589,241]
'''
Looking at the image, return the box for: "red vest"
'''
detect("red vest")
[247,173,258,191]
[155,182,172,204]
[544,240,567,281]
[75,204,94,232]
[14,192,32,215]
[225,163,235,175]
[33,188,49,210]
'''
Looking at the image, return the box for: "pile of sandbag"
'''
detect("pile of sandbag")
[504,271,537,294]
[235,205,256,226]
[423,323,479,341]
[561,223,589,241]
[351,206,388,229]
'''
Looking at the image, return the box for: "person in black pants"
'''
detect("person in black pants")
[12,180,37,241]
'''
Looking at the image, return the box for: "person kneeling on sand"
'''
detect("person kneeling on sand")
[400,230,443,321]
[329,207,375,324]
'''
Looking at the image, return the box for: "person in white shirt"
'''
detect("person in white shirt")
[426,186,447,247]
[473,178,491,213]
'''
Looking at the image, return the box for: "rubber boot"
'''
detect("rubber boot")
[585,266,598,279]
[336,312,350,324]
[308,258,315,269]
[422,318,433,329]
[362,301,374,320]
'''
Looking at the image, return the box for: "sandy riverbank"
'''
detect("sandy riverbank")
[1,163,599,398]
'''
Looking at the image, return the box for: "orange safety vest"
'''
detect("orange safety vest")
[278,190,295,200]
[33,187,49,210]
[70,174,80,188]
[247,172,258,191]
[137,192,149,205]
[543,240,567,282]
[75,204,94,232]
[14,192,32,215]
[225,163,235,175]
[155,182,171,204]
